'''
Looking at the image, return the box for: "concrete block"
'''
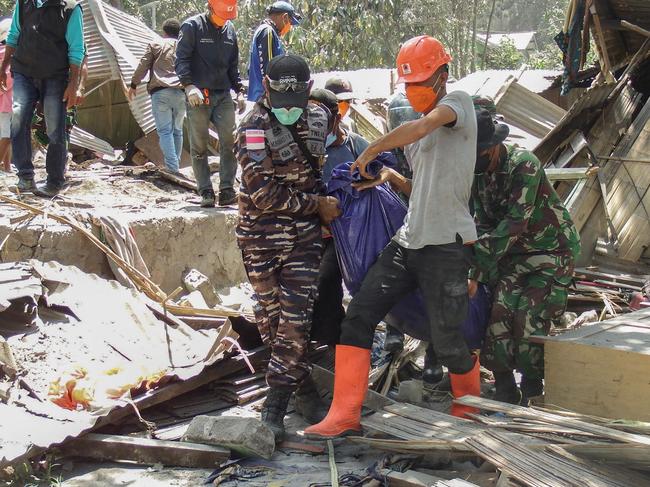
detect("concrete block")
[182,415,275,459]
[183,269,222,308]
[178,290,209,309]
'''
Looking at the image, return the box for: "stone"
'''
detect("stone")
[178,290,209,309]
[182,415,275,460]
[183,269,221,308]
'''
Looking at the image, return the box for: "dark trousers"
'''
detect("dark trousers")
[311,238,345,345]
[339,240,474,374]
[11,72,67,187]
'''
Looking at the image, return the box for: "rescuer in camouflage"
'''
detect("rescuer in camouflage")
[236,54,340,442]
[469,109,580,405]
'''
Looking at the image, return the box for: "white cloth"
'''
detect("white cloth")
[394,90,478,248]
[0,112,10,139]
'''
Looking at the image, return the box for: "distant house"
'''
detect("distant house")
[475,31,538,58]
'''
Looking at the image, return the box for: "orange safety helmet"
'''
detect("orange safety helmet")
[396,35,452,83]
[208,0,238,20]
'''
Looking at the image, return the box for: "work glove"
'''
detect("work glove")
[185,85,204,107]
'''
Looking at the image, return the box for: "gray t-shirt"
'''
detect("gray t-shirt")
[394,91,478,248]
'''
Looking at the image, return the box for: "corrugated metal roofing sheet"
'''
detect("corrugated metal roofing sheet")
[70,126,114,155]
[448,69,561,98]
[495,80,567,139]
[81,0,160,134]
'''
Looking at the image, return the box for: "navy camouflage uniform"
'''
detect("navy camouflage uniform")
[236,101,328,389]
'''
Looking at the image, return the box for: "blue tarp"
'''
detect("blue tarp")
[327,155,491,347]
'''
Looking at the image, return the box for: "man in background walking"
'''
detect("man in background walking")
[130,19,185,174]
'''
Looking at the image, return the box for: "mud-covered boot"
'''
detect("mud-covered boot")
[260,387,293,443]
[383,326,404,354]
[520,376,543,406]
[295,376,329,424]
[422,345,444,385]
[493,370,522,405]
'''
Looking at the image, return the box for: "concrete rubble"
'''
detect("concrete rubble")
[182,416,276,460]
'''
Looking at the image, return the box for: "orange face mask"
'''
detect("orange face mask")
[405,75,442,114]
[280,19,292,37]
[405,85,438,114]
[338,101,350,118]
[210,13,227,27]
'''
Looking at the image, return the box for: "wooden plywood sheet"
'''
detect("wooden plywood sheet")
[545,341,650,421]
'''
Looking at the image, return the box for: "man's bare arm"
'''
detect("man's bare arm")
[351,104,457,178]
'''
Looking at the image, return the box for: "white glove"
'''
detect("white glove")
[185,85,204,107]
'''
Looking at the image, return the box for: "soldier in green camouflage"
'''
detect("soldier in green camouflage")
[469,109,580,405]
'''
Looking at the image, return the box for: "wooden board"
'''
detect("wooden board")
[545,340,650,422]
[61,433,229,468]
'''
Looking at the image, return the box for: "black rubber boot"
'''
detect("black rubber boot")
[383,326,404,354]
[520,376,543,406]
[422,344,444,385]
[493,370,522,405]
[33,182,61,198]
[261,387,293,443]
[294,376,329,424]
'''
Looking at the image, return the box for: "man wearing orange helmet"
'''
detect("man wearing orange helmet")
[175,0,245,207]
[305,35,481,439]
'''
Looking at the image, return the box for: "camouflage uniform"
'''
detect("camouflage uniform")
[236,101,328,389]
[470,146,581,379]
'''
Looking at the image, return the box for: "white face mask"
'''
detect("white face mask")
[325,132,337,148]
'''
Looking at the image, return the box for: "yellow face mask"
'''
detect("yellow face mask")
[338,101,350,118]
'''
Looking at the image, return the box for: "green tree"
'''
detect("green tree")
[485,38,524,69]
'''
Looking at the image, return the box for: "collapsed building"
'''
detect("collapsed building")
[1,0,650,485]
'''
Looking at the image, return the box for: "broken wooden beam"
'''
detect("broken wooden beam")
[157,168,198,191]
[61,433,229,468]
[544,167,598,181]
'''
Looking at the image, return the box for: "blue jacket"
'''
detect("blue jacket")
[175,14,242,92]
[247,20,284,102]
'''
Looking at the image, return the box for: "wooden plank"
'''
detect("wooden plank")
[465,430,646,487]
[379,469,444,486]
[454,396,650,446]
[545,340,650,421]
[560,443,650,471]
[61,433,229,468]
[545,167,595,181]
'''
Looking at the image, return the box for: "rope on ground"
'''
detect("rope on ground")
[327,440,339,487]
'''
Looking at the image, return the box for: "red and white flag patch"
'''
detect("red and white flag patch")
[245,129,265,150]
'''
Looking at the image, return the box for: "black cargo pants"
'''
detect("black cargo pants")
[339,239,474,374]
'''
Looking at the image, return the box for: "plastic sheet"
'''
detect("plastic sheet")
[327,155,492,346]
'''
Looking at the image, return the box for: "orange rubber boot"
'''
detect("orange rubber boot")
[449,354,481,418]
[304,345,371,439]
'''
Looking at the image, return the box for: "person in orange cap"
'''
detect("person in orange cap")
[305,35,481,439]
[175,0,245,208]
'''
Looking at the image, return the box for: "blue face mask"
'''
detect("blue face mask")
[325,132,337,148]
[271,107,304,125]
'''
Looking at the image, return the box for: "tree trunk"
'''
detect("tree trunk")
[482,0,498,69]
[470,0,479,72]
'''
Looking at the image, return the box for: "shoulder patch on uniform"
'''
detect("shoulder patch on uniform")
[246,129,265,150]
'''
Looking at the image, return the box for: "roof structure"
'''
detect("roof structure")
[475,31,537,51]
[448,68,561,98]
[81,0,159,135]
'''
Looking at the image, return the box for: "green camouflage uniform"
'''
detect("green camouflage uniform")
[236,101,328,389]
[470,145,580,379]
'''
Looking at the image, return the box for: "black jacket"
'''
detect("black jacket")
[175,14,242,92]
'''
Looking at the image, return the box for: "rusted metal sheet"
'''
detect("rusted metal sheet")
[0,261,240,467]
